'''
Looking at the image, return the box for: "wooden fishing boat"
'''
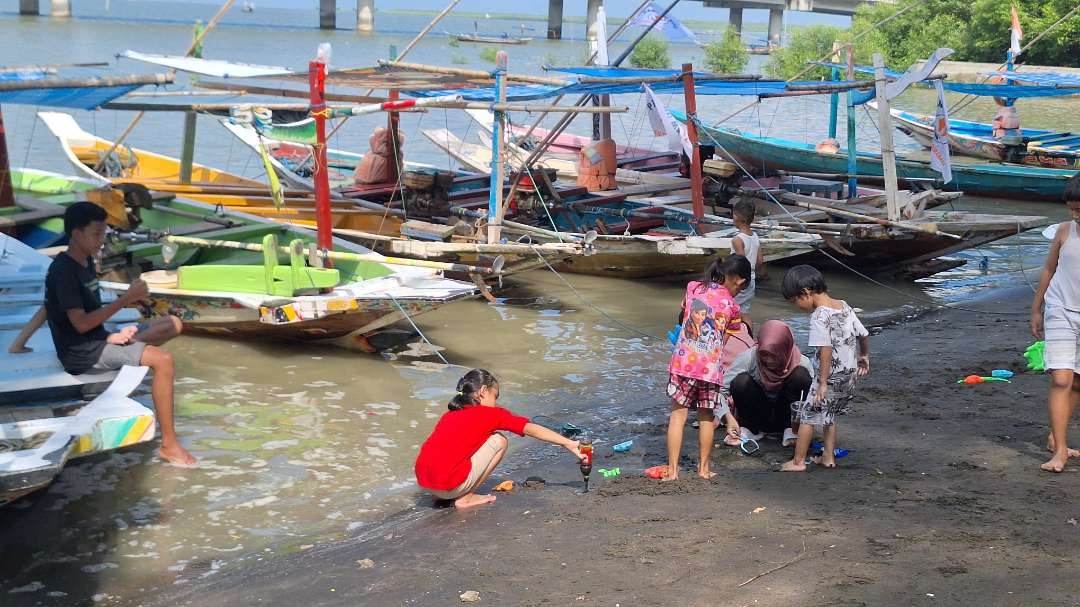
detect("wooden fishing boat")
[37,112,407,234]
[689,120,1077,201]
[10,168,479,350]
[882,105,1080,169]
[453,33,531,45]
[0,235,156,505]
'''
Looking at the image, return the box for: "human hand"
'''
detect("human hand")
[123,279,150,303]
[1031,309,1044,339]
[725,416,740,439]
[107,325,137,345]
[813,384,828,406]
[565,440,587,463]
[858,356,870,376]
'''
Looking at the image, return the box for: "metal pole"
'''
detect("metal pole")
[487,51,508,244]
[179,112,197,184]
[845,42,857,198]
[828,66,839,140]
[873,53,900,222]
[309,53,334,256]
[681,63,704,222]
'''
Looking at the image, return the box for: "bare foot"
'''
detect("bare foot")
[661,467,679,482]
[454,493,497,508]
[697,469,717,480]
[159,442,198,468]
[779,459,807,472]
[1046,434,1080,458]
[1041,455,1068,473]
[812,455,836,468]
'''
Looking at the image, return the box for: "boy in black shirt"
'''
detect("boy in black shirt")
[12,202,196,467]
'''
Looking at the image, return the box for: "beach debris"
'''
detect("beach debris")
[1068,518,1077,526]
[737,539,809,588]
[958,374,1011,385]
[991,369,1014,379]
[493,480,514,492]
[612,440,633,453]
[357,558,375,569]
[460,590,481,602]
[811,443,849,458]
[644,465,668,479]
[1024,341,1046,372]
[752,507,766,514]
[598,467,621,478]
[522,476,546,489]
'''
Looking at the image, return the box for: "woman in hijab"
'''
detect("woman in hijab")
[722,320,813,446]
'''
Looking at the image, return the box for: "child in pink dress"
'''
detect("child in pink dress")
[664,255,751,480]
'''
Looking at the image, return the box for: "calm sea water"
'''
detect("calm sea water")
[0,3,1075,604]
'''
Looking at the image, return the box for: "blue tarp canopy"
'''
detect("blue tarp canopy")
[814,62,1080,99]
[0,69,50,82]
[0,85,141,109]
[407,66,846,102]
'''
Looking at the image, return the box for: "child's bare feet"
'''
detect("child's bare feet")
[812,454,836,468]
[661,467,679,482]
[779,459,807,472]
[159,442,198,467]
[454,493,497,508]
[1041,455,1069,473]
[697,469,716,480]
[1046,433,1080,458]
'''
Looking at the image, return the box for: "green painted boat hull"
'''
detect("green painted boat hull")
[684,118,1076,201]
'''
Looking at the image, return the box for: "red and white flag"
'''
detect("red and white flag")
[929,79,953,184]
[643,84,692,158]
[1010,3,1023,55]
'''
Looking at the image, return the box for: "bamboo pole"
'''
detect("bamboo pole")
[93,0,237,174]
[873,53,901,222]
[162,234,506,275]
[0,73,173,91]
[375,59,569,87]
[195,80,385,103]
[782,192,962,239]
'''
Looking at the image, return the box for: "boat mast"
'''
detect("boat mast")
[0,106,13,208]
[487,50,508,244]
[872,53,901,222]
[680,62,704,222]
[309,43,334,257]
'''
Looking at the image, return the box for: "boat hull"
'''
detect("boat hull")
[698,124,1076,201]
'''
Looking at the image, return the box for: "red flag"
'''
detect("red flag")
[1010,3,1023,54]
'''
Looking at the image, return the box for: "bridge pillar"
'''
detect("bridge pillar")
[319,0,335,30]
[19,0,39,15]
[547,0,563,40]
[586,0,602,42]
[356,0,374,32]
[728,7,743,37]
[50,0,70,17]
[768,8,783,47]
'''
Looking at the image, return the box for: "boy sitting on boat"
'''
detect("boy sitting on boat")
[8,202,197,467]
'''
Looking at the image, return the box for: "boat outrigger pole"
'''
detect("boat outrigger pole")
[308,43,335,258]
[487,51,508,244]
[680,63,705,223]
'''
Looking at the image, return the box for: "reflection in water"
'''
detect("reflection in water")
[0,2,1076,603]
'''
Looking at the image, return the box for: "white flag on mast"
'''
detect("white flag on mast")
[929,79,953,184]
[643,83,692,158]
[590,6,609,66]
[1010,3,1023,55]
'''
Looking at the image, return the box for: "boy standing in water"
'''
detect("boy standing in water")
[1032,176,1080,473]
[11,203,196,467]
[730,200,764,332]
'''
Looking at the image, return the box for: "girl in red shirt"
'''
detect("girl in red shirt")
[415,369,586,509]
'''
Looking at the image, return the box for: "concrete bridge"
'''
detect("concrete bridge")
[18,0,893,46]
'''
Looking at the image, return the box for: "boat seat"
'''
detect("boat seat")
[177,235,339,297]
[780,176,845,199]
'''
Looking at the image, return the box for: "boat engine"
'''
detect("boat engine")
[401,169,454,218]
[508,167,558,220]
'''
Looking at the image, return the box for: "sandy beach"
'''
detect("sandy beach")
[145,287,1080,606]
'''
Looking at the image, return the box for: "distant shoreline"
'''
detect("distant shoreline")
[382,8,774,33]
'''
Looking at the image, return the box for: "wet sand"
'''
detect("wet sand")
[147,287,1080,606]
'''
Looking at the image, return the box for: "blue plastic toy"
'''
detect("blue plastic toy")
[991,369,1014,379]
[612,440,633,453]
[667,324,682,346]
[811,442,849,458]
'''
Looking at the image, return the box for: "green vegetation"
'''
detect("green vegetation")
[447,37,460,48]
[764,25,846,79]
[629,35,671,69]
[702,26,749,74]
[853,0,1080,70]
[479,47,500,63]
[451,52,467,65]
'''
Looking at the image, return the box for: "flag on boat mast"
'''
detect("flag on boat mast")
[1010,2,1023,55]
[643,83,692,158]
[590,6,609,66]
[929,79,953,184]
[629,1,700,44]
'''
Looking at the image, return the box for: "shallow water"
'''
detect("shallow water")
[0,3,1077,604]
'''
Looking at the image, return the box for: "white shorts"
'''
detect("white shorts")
[427,433,506,500]
[1044,306,1080,373]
